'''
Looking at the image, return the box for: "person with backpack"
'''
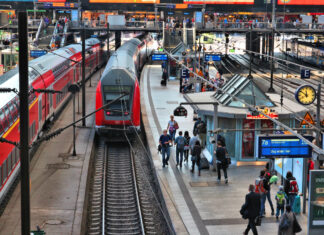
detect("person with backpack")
[255,170,267,217]
[197,120,207,148]
[278,205,302,235]
[175,131,185,168]
[167,115,179,145]
[264,172,275,216]
[275,185,288,220]
[183,131,191,163]
[191,141,202,176]
[159,129,172,168]
[215,140,228,184]
[189,132,199,155]
[284,171,299,212]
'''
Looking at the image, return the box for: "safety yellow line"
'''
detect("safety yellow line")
[2,98,38,139]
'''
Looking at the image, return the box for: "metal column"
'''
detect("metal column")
[81,26,86,126]
[18,11,31,235]
[213,104,218,170]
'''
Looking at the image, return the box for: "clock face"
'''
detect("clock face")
[295,85,316,105]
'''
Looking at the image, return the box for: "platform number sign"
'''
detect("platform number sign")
[301,69,311,79]
[181,69,189,78]
[174,106,187,117]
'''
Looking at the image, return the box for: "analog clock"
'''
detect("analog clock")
[295,85,316,105]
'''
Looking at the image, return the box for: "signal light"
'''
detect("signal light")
[124,112,129,115]
[106,112,111,115]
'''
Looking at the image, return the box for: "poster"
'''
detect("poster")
[308,170,324,234]
[278,0,324,5]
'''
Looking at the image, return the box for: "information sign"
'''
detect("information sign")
[89,0,159,3]
[152,54,168,61]
[71,10,78,22]
[30,50,47,58]
[205,54,221,62]
[300,112,315,127]
[257,135,313,159]
[301,69,311,79]
[181,69,189,78]
[308,170,324,234]
[184,0,254,4]
[195,11,203,23]
[174,106,188,117]
[278,0,324,5]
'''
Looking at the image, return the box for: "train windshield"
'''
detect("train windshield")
[103,85,132,115]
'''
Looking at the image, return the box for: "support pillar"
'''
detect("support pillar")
[115,31,121,50]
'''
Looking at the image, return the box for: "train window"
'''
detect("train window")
[0,110,5,136]
[103,86,132,115]
[12,148,16,168]
[8,152,11,174]
[39,99,42,123]
[2,160,7,182]
[15,147,19,164]
[0,166,2,186]
[9,101,17,121]
[4,106,13,126]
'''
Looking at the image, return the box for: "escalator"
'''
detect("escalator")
[34,19,55,49]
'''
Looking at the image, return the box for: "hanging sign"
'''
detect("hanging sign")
[174,106,188,117]
[247,107,278,120]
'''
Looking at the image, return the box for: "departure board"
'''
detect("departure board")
[183,0,254,4]
[257,135,313,159]
[278,0,324,5]
[89,0,159,3]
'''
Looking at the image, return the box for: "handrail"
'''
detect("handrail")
[60,21,70,48]
[49,21,59,49]
[34,18,44,45]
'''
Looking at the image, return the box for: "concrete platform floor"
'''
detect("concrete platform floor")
[141,64,308,235]
[0,69,103,235]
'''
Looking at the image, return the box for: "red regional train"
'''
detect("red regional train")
[95,35,152,135]
[0,38,105,204]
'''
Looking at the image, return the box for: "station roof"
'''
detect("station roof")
[185,74,307,119]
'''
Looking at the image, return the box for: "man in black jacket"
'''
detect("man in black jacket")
[243,184,261,235]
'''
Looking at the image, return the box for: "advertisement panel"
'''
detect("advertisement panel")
[89,0,159,3]
[308,170,324,235]
[183,0,254,4]
[278,0,324,5]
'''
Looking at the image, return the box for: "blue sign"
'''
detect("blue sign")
[30,50,47,58]
[301,69,310,79]
[166,4,175,9]
[181,69,189,78]
[258,135,313,159]
[205,54,221,62]
[195,12,203,23]
[152,54,168,61]
[71,10,78,22]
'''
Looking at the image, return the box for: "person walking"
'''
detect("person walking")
[183,131,191,163]
[215,140,228,184]
[278,205,301,235]
[284,171,299,211]
[167,115,179,145]
[159,129,172,168]
[175,131,185,168]
[191,141,202,176]
[189,132,199,155]
[264,172,275,216]
[275,185,288,220]
[255,170,267,217]
[243,184,261,235]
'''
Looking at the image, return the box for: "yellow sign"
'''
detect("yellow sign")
[300,112,315,127]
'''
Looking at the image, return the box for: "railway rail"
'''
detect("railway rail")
[87,138,162,235]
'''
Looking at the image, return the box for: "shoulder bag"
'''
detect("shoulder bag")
[293,213,302,233]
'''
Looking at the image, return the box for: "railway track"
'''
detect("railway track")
[87,139,159,235]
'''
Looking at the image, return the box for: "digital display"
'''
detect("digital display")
[0,0,65,1]
[278,0,324,5]
[30,50,47,58]
[152,54,168,61]
[258,135,313,159]
[103,86,132,93]
[205,54,221,61]
[89,0,159,3]
[183,0,254,4]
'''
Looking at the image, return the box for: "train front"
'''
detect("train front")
[95,51,140,136]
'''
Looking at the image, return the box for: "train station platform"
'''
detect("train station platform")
[0,69,102,234]
[141,64,309,235]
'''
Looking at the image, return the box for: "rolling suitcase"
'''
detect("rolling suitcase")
[161,79,167,86]
[293,195,301,214]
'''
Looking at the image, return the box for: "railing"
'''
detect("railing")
[200,22,324,30]
[49,21,59,49]
[71,20,161,29]
[34,18,44,45]
[11,19,42,27]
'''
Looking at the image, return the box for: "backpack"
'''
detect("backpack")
[276,192,285,206]
[279,214,291,231]
[177,136,185,150]
[255,178,266,194]
[289,179,299,194]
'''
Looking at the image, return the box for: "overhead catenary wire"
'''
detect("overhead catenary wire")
[161,47,324,155]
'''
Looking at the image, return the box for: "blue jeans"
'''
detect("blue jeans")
[162,146,170,166]
[176,148,184,166]
[288,194,296,211]
[260,193,266,216]
[169,130,176,141]
[266,190,274,212]
[276,205,284,217]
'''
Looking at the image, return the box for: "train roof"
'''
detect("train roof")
[0,38,101,109]
[102,38,141,79]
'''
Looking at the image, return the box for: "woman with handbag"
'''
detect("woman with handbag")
[278,205,302,235]
[167,115,179,145]
[191,141,202,176]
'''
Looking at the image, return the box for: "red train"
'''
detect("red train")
[0,38,104,203]
[95,36,152,135]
